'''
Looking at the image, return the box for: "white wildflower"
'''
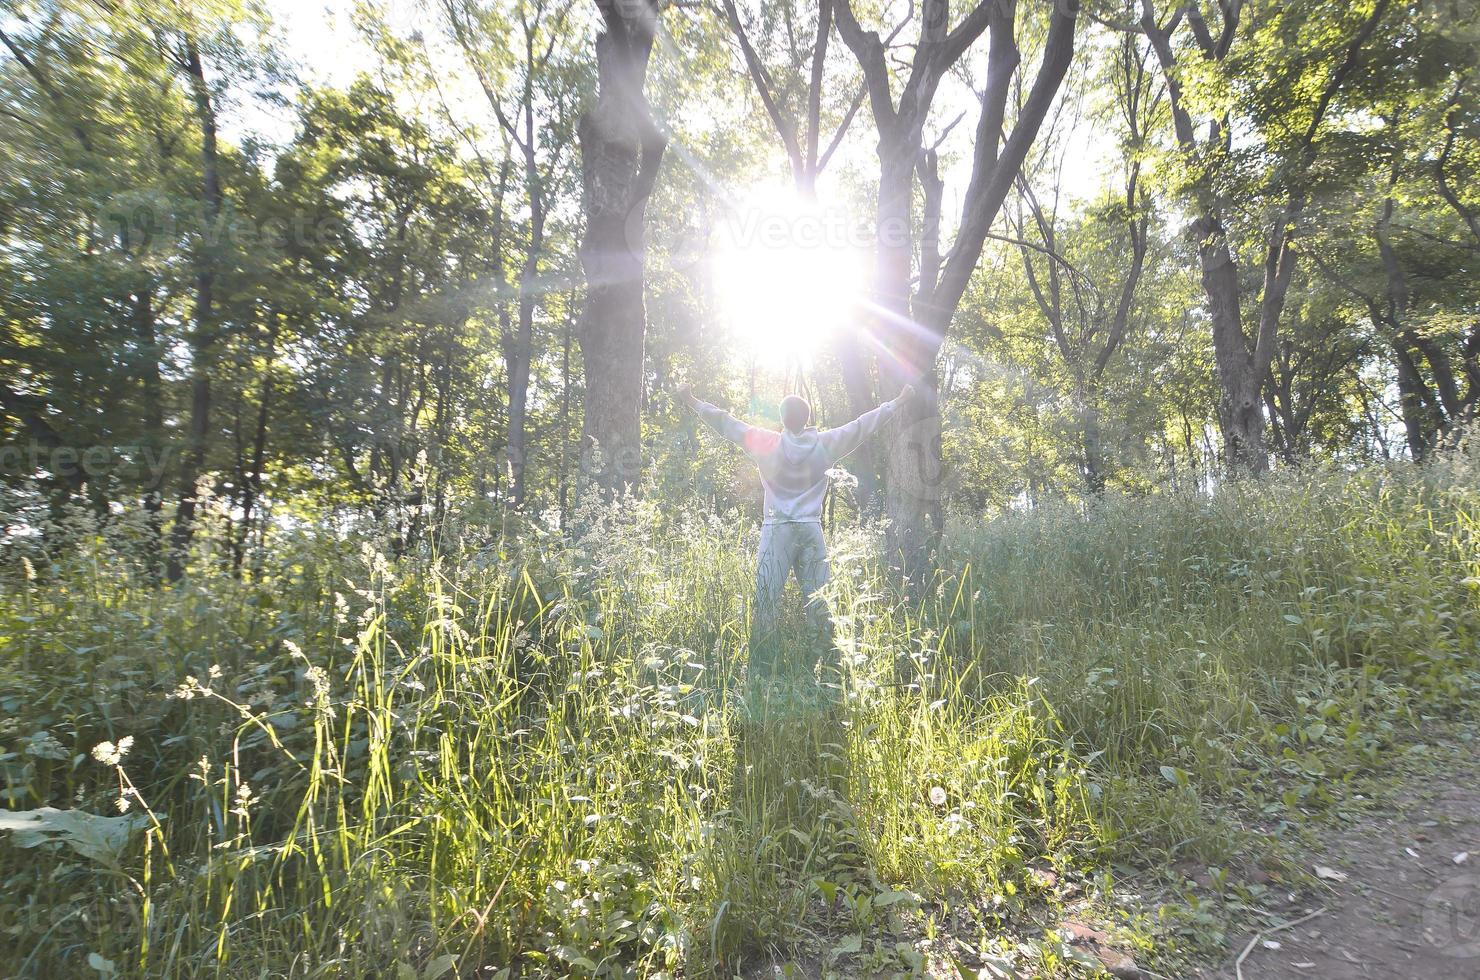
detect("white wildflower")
[231,781,258,817]
[91,736,133,766]
[189,755,211,783]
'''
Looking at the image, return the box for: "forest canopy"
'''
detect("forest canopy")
[2,0,1476,571]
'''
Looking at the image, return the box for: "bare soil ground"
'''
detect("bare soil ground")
[1224,738,1480,980]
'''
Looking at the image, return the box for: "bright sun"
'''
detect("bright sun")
[709,188,870,366]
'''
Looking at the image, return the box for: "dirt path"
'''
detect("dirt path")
[1226,740,1480,980]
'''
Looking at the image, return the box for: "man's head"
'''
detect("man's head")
[780,394,811,433]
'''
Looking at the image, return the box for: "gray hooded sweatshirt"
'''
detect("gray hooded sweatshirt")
[691,396,904,524]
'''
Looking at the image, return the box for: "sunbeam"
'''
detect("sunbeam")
[709,187,870,366]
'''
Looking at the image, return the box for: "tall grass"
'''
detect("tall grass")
[1,450,1477,977]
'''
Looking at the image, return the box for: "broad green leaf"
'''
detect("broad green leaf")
[0,807,147,866]
[422,954,457,980]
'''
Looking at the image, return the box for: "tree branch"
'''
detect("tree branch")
[928,0,1078,331]
[832,0,899,133]
[0,25,94,152]
[805,0,832,176]
[1437,82,1480,247]
[719,0,804,173]
[1251,0,1391,382]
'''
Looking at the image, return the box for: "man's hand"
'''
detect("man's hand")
[677,384,698,408]
[897,384,916,403]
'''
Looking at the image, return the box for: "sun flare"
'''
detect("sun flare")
[709,189,870,365]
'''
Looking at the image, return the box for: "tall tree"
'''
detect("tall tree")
[440,0,581,506]
[1013,27,1158,492]
[164,32,225,580]
[834,0,1078,577]
[576,0,668,495]
[1137,0,1392,472]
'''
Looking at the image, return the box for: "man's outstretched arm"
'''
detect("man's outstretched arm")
[820,384,915,461]
[678,385,753,448]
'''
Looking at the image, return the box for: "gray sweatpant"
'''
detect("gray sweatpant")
[750,521,832,679]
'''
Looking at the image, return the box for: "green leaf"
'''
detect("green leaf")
[873,889,917,907]
[0,807,147,866]
[421,954,457,979]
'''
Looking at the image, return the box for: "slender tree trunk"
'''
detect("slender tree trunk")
[507,304,534,506]
[508,194,543,507]
[558,296,575,525]
[233,325,276,573]
[1412,335,1462,420]
[1180,409,1198,489]
[167,36,223,582]
[508,56,546,509]
[431,325,455,536]
[1462,323,1479,401]
[873,152,944,581]
[132,284,166,577]
[1194,215,1269,473]
[1375,180,1464,427]
[576,0,666,496]
[1372,183,1449,454]
[1264,376,1301,464]
[1391,336,1434,457]
[832,0,1076,581]
[1081,391,1105,494]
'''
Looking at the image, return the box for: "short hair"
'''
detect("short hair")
[780,394,811,433]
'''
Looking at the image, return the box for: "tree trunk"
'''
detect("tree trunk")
[1195,214,1269,473]
[508,146,544,506]
[1081,391,1105,494]
[1391,336,1434,457]
[1142,0,1387,477]
[874,152,944,581]
[505,33,550,510]
[131,284,166,577]
[507,293,534,506]
[167,35,223,582]
[833,0,1077,580]
[558,297,575,524]
[233,325,276,573]
[576,0,666,497]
